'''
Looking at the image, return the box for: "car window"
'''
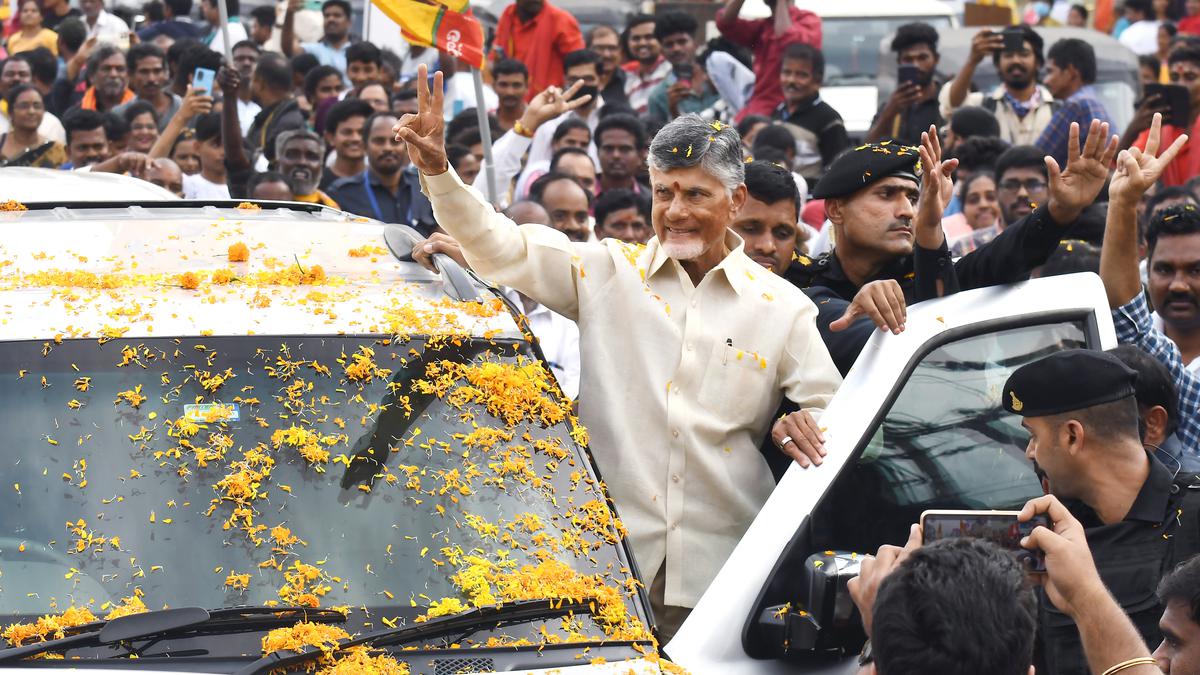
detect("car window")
[810,320,1088,554]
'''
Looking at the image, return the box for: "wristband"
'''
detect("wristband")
[513,119,534,138]
[1100,657,1158,675]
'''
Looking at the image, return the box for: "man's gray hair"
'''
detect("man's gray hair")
[648,114,745,192]
[275,128,325,159]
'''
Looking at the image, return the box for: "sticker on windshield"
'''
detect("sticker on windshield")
[184,403,241,423]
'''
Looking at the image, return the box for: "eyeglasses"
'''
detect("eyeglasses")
[998,179,1048,194]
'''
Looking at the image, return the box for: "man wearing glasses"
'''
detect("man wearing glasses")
[951,145,1051,256]
[1126,43,1200,187]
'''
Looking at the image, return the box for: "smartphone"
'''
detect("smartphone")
[1144,83,1192,129]
[1002,27,1025,53]
[897,64,922,88]
[920,510,1049,572]
[673,62,695,88]
[193,67,216,94]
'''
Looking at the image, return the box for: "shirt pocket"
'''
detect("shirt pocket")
[697,341,772,422]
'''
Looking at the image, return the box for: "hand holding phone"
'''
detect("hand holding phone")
[1002,27,1025,53]
[1144,83,1191,129]
[673,62,695,89]
[193,67,216,95]
[920,510,1049,572]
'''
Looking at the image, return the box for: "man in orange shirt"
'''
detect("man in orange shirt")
[1131,44,1200,186]
[491,0,585,102]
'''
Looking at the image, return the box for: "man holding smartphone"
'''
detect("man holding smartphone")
[1002,346,1200,675]
[1126,44,1200,186]
[647,11,741,125]
[942,25,1057,146]
[866,23,944,145]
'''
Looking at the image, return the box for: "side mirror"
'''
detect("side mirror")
[752,550,867,658]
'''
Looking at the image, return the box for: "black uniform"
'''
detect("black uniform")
[789,139,1070,374]
[1003,350,1200,675]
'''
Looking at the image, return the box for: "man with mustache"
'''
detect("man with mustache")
[273,129,337,207]
[951,144,1048,256]
[71,45,134,114]
[622,14,670,116]
[942,25,1056,146]
[491,59,528,133]
[400,64,840,642]
[790,120,1117,375]
[114,44,180,133]
[327,111,436,231]
[730,160,805,276]
[771,42,850,183]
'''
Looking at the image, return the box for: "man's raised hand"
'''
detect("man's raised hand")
[393,64,448,176]
[1109,112,1189,207]
[1046,120,1119,225]
[915,125,958,248]
[519,81,593,133]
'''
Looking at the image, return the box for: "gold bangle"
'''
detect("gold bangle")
[1101,657,1159,675]
[513,119,534,138]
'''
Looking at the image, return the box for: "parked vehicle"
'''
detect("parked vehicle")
[0,200,660,673]
[669,273,1115,674]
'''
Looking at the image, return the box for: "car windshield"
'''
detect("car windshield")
[0,332,647,658]
[824,16,954,85]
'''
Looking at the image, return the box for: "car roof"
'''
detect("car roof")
[0,201,520,342]
[0,167,180,202]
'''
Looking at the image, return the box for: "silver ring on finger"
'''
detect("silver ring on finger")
[780,435,794,448]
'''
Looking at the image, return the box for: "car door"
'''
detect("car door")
[666,273,1117,675]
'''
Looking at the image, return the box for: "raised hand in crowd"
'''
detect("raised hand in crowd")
[516,80,592,136]
[412,232,469,273]
[1045,119,1119,225]
[394,64,449,175]
[149,86,214,159]
[1020,495,1162,675]
[1119,92,1169,151]
[1102,112,1189,309]
[915,123,957,250]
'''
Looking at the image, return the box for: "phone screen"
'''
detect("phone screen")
[1144,83,1192,129]
[921,510,1048,572]
[1002,28,1025,53]
[673,63,694,84]
[897,64,921,87]
[193,67,216,94]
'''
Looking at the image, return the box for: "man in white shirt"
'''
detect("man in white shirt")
[1119,0,1161,56]
[79,0,131,46]
[400,64,840,642]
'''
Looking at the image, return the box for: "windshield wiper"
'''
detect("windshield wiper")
[235,598,605,675]
[0,605,347,663]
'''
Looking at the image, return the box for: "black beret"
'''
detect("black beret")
[1002,349,1138,418]
[811,141,922,200]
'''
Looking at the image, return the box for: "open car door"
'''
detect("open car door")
[667,273,1117,674]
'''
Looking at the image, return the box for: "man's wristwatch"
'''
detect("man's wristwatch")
[858,639,874,666]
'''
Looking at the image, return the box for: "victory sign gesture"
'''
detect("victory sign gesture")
[394,64,449,176]
[1109,112,1189,207]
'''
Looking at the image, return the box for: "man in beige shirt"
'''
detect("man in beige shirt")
[397,65,841,641]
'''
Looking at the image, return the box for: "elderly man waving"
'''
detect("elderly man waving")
[396,64,840,641]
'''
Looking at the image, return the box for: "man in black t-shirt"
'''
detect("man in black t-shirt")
[866,22,945,145]
[771,42,849,183]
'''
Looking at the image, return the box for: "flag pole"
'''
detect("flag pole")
[472,66,497,204]
[215,0,234,65]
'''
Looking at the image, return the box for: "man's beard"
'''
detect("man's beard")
[662,239,705,260]
[1003,66,1033,90]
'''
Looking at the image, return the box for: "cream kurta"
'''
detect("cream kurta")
[422,168,842,607]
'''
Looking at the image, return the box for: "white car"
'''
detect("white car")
[669,272,1115,673]
[0,196,1115,673]
[0,200,660,674]
[0,167,179,203]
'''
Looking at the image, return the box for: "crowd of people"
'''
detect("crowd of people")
[11,0,1200,670]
